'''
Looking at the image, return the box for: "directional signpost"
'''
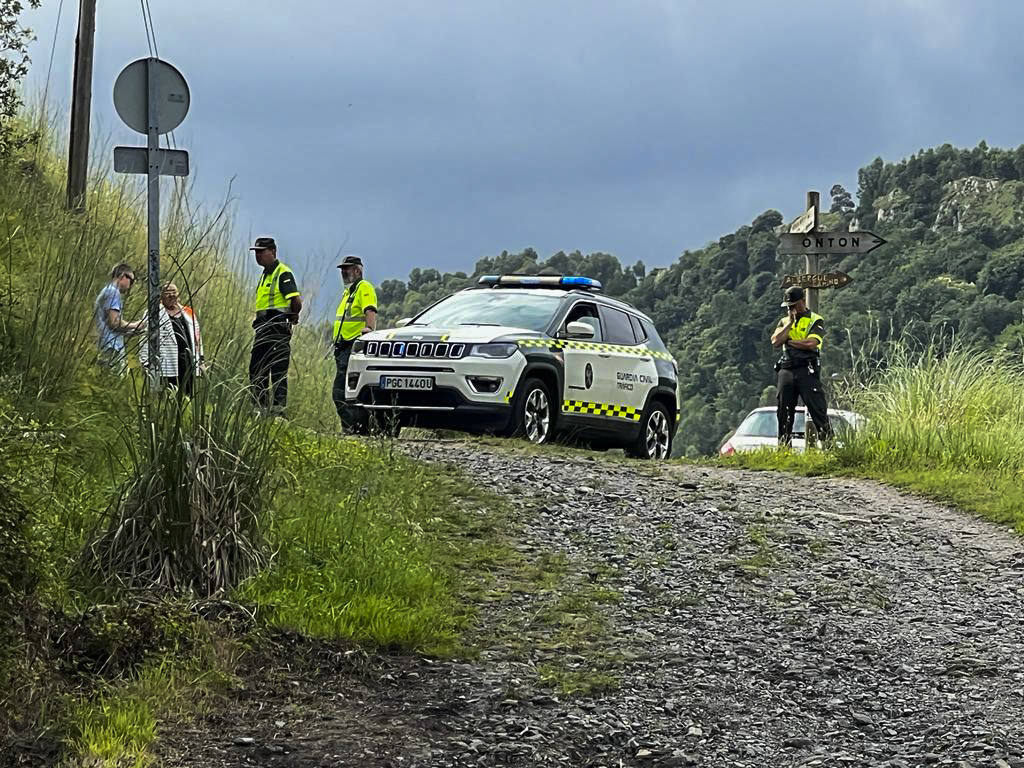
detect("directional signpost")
[778,231,886,257]
[781,191,886,310]
[782,271,853,290]
[112,57,191,386]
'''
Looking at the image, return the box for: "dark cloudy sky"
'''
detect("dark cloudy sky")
[23,0,1024,296]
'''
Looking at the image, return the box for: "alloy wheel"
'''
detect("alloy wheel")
[524,388,550,443]
[645,409,670,459]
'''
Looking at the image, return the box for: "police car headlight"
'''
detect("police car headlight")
[353,340,366,354]
[468,343,518,359]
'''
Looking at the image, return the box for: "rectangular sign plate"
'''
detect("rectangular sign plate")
[113,146,190,177]
[379,375,434,391]
[778,230,886,256]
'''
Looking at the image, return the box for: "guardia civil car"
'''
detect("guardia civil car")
[345,275,680,459]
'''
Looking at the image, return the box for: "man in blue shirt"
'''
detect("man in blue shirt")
[94,263,142,370]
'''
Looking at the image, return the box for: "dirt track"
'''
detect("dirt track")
[159,441,1024,768]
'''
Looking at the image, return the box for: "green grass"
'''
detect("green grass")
[536,663,619,697]
[69,638,241,768]
[0,116,521,764]
[715,341,1024,531]
[238,431,503,653]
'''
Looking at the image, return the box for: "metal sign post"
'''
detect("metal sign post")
[146,59,161,386]
[112,57,190,387]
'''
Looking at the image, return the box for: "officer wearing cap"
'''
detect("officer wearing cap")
[249,237,302,413]
[770,286,833,446]
[332,255,377,430]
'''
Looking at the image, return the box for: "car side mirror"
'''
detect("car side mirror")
[566,320,595,339]
[395,317,412,328]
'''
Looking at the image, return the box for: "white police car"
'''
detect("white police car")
[345,275,680,459]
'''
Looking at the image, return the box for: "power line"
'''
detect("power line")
[40,0,66,120]
[143,0,159,58]
[139,0,153,57]
[36,0,66,160]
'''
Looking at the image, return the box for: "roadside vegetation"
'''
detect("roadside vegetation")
[0,118,509,767]
[718,340,1024,531]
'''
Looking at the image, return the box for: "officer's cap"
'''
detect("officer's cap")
[249,236,277,251]
[337,254,363,269]
[780,286,805,307]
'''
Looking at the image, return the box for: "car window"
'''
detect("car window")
[735,411,777,437]
[736,410,806,437]
[414,290,562,331]
[629,314,646,343]
[640,319,668,352]
[563,302,603,342]
[599,306,637,345]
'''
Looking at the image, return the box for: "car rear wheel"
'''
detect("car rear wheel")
[509,377,553,445]
[625,402,672,460]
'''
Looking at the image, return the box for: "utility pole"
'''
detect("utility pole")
[66,0,97,211]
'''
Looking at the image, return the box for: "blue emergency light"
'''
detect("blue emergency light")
[476,274,603,291]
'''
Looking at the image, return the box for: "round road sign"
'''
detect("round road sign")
[113,58,190,135]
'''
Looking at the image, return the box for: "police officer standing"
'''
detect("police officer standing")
[770,286,833,447]
[332,255,377,430]
[249,237,302,413]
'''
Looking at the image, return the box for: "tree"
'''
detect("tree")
[0,0,40,154]
[829,184,855,214]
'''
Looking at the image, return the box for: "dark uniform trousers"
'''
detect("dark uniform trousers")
[777,362,832,446]
[249,324,291,410]
[332,340,361,431]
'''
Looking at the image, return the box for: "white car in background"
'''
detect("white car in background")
[719,406,864,455]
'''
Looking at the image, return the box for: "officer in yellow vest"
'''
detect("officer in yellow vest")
[770,286,833,446]
[249,237,302,413]
[332,254,377,430]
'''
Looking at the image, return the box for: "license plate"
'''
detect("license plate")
[379,375,434,391]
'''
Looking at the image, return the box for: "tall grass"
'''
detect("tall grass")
[80,379,282,596]
[726,336,1024,530]
[840,341,1024,474]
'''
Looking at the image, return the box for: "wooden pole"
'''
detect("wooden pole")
[66,0,97,212]
[804,190,820,311]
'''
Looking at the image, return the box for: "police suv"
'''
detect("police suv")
[345,275,680,459]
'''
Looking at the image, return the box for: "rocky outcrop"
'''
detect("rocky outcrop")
[873,188,910,225]
[932,176,1001,233]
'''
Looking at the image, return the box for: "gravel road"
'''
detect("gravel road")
[161,440,1024,768]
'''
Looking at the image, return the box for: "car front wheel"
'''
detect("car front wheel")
[509,377,554,445]
[625,402,673,460]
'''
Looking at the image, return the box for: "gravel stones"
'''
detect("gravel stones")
[158,441,1024,768]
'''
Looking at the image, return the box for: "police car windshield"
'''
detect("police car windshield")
[414,291,562,332]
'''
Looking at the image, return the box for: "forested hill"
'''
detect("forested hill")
[374,142,1024,455]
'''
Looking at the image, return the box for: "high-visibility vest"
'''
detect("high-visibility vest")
[787,311,824,350]
[333,280,373,342]
[254,261,293,312]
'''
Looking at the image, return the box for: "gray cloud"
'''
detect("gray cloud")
[24,0,1024,307]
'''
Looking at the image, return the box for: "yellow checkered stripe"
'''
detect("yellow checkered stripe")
[516,339,673,361]
[563,400,641,421]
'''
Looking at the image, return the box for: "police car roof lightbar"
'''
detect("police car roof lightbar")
[477,274,603,291]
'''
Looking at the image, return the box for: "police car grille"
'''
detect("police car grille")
[364,341,465,359]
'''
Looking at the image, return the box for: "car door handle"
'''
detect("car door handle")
[638,357,651,362]
[599,353,612,358]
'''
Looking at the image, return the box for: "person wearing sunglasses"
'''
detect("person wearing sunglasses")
[94,262,143,372]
